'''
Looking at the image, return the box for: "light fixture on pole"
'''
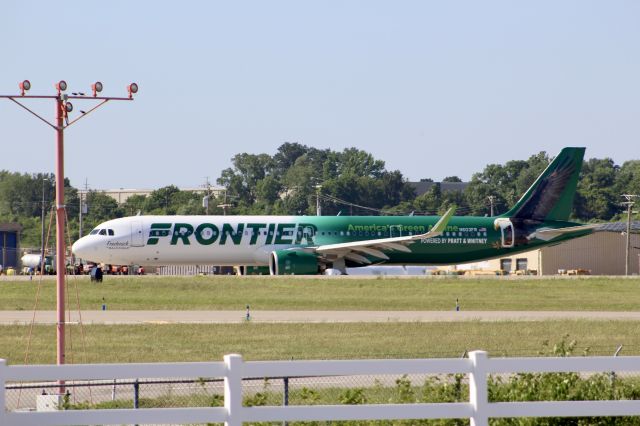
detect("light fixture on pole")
[0,79,138,394]
[92,81,103,97]
[19,80,31,96]
[56,80,67,94]
[127,82,138,99]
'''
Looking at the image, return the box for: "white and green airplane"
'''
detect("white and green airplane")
[72,147,597,275]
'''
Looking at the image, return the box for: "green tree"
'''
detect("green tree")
[121,194,147,216]
[84,191,121,221]
[464,152,550,216]
[574,158,620,220]
[616,160,640,197]
[145,185,181,214]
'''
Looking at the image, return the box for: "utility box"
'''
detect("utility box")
[36,394,63,411]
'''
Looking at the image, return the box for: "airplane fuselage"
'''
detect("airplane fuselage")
[72,214,589,267]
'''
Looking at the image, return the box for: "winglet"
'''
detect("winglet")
[427,206,456,236]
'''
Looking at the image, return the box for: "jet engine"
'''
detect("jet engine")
[269,250,320,275]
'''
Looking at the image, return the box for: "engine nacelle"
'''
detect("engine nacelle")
[269,250,320,275]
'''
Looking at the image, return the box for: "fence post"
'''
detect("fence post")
[469,351,489,426]
[131,379,140,426]
[224,354,243,426]
[134,379,139,408]
[283,377,289,426]
[0,359,6,425]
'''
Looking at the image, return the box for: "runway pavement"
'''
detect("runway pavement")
[2,310,640,325]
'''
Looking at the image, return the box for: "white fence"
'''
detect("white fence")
[2,351,640,426]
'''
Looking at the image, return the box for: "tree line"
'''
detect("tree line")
[1,143,639,247]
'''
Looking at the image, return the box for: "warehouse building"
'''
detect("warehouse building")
[484,222,640,275]
[0,223,22,271]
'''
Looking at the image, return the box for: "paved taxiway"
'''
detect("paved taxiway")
[2,310,640,325]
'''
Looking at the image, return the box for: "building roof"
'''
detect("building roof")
[0,223,22,232]
[596,221,640,233]
[409,181,469,197]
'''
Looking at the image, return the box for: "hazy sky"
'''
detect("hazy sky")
[2,1,639,190]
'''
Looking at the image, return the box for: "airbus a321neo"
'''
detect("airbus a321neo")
[72,147,596,275]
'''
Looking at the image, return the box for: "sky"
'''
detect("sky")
[1,1,639,190]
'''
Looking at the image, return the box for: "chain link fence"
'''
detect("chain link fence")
[6,349,640,418]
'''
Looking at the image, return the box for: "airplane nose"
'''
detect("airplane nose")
[72,237,93,259]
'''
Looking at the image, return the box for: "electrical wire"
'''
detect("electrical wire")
[17,206,55,407]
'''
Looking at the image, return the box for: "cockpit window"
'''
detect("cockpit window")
[90,229,99,235]
[98,229,107,235]
[108,229,115,236]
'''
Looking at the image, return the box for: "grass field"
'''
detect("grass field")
[2,320,640,364]
[1,275,640,311]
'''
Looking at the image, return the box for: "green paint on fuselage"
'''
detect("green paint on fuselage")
[147,214,592,266]
[302,215,591,265]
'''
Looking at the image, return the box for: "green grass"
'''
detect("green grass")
[2,320,640,365]
[2,275,640,311]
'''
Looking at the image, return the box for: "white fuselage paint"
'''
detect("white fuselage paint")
[72,215,303,266]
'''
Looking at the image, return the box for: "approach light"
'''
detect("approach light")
[92,81,103,97]
[127,82,138,98]
[56,80,68,93]
[19,80,31,95]
[65,102,73,113]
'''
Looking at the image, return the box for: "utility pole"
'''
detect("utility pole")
[218,189,232,216]
[79,178,88,239]
[1,80,137,393]
[202,176,211,215]
[488,195,495,217]
[315,184,322,216]
[622,195,638,276]
[40,176,48,264]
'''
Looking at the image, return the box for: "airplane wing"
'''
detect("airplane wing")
[305,207,456,265]
[530,224,599,241]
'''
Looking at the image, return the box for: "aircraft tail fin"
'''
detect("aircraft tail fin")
[502,147,585,222]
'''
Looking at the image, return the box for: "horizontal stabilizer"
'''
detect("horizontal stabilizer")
[530,224,598,241]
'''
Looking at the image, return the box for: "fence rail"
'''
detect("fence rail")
[2,351,640,426]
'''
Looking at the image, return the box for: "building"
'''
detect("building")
[482,222,640,275]
[409,181,469,197]
[0,223,22,271]
[79,187,226,204]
